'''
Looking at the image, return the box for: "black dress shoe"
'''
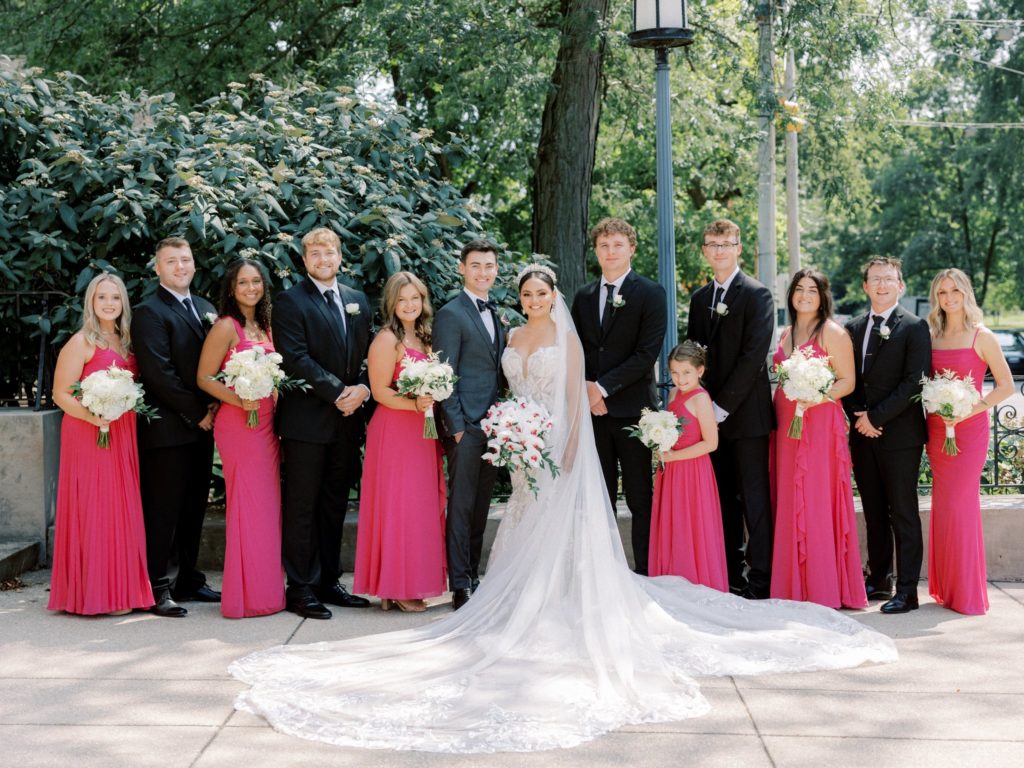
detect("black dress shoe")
[174,584,221,603]
[451,588,471,611]
[470,578,481,594]
[740,587,770,600]
[865,581,893,601]
[286,591,333,620]
[880,592,919,614]
[316,582,371,608]
[150,593,188,618]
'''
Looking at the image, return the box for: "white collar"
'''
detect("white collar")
[869,303,898,322]
[160,284,193,303]
[714,267,741,294]
[601,269,631,290]
[464,287,491,303]
[310,277,340,297]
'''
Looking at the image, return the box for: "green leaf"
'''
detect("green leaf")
[58,204,79,233]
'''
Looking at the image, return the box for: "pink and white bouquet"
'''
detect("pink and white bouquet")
[481,397,559,496]
[396,353,457,439]
[775,348,836,439]
[915,369,980,455]
[215,346,304,428]
[72,365,156,448]
[627,408,686,468]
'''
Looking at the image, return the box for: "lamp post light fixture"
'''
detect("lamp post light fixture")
[628,1,694,404]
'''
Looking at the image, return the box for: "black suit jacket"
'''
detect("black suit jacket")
[131,286,217,450]
[571,271,667,419]
[686,271,774,440]
[272,276,372,444]
[844,306,930,450]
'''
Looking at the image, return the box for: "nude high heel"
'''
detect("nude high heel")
[381,599,426,613]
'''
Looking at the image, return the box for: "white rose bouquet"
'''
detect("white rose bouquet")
[627,408,687,468]
[214,346,306,428]
[395,353,457,439]
[775,347,836,439]
[72,365,157,448]
[481,397,559,497]
[914,369,981,456]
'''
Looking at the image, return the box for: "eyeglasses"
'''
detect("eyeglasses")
[865,276,900,286]
[702,242,739,250]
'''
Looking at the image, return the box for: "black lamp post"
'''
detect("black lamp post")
[628,1,694,403]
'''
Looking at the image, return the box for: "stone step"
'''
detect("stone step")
[0,539,42,581]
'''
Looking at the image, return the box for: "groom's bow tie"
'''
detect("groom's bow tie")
[476,298,497,312]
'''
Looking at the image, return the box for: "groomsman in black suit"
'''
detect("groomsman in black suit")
[686,219,775,599]
[132,237,220,617]
[434,240,505,610]
[571,218,666,575]
[273,227,373,619]
[844,257,930,614]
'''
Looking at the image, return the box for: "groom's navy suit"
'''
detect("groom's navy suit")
[844,306,930,596]
[572,270,666,574]
[686,270,774,596]
[434,291,506,591]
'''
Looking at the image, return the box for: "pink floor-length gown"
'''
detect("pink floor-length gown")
[353,347,447,599]
[48,347,154,615]
[649,387,728,591]
[770,338,867,609]
[926,338,990,615]
[215,319,285,618]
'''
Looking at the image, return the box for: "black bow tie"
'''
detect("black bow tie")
[476,298,497,313]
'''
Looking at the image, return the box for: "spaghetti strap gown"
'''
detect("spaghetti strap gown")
[48,347,154,615]
[353,347,447,600]
[215,318,286,618]
[770,339,867,609]
[926,340,990,615]
[648,387,728,590]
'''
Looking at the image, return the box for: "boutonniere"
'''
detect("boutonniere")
[714,302,729,317]
[344,303,361,316]
[612,294,626,309]
[204,312,218,326]
[876,325,891,340]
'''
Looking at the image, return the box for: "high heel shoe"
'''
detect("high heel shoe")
[381,599,427,613]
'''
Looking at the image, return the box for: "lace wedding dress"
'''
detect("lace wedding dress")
[230,295,896,754]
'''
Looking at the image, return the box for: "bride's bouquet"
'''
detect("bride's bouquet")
[627,408,686,468]
[774,348,836,439]
[72,365,158,448]
[396,353,457,439]
[914,369,980,456]
[481,397,559,497]
[215,347,306,428]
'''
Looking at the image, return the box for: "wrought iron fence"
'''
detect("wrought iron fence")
[0,291,68,410]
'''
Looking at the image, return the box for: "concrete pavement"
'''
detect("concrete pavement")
[2,569,1023,768]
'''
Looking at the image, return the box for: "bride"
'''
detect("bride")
[230,264,896,753]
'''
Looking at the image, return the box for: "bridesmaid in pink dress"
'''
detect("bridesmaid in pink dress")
[49,273,154,616]
[649,341,728,590]
[354,271,446,612]
[198,259,285,618]
[770,269,866,609]
[924,268,1014,615]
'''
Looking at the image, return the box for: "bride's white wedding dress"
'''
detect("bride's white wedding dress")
[230,296,896,754]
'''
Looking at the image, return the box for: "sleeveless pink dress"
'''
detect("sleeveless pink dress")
[926,338,990,615]
[353,347,447,599]
[48,347,154,614]
[649,387,728,591]
[215,318,285,618]
[770,338,867,609]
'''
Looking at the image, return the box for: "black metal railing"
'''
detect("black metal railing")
[0,291,69,410]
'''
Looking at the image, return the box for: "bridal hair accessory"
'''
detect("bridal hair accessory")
[516,263,557,285]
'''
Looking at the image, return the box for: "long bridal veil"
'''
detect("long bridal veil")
[230,292,896,754]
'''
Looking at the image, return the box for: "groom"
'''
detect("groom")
[571,218,666,575]
[434,240,505,610]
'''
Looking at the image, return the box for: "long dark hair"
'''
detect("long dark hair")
[786,268,834,339]
[218,258,272,333]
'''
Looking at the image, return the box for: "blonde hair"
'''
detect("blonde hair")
[301,227,341,254]
[81,273,132,353]
[380,271,432,347]
[927,268,983,337]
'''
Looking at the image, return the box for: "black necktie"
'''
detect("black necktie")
[476,298,496,313]
[324,289,347,341]
[711,285,725,320]
[863,314,883,372]
[181,297,203,334]
[601,284,616,335]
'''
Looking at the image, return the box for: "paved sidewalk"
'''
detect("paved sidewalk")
[2,569,1023,768]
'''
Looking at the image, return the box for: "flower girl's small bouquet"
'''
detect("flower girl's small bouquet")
[481,397,559,496]
[775,348,836,439]
[627,408,687,468]
[215,347,306,428]
[396,353,457,439]
[72,365,158,448]
[914,369,980,456]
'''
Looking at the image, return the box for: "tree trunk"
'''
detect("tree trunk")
[531,0,608,300]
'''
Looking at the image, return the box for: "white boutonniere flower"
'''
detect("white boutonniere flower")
[204,312,218,326]
[612,295,626,309]
[714,302,729,317]
[877,325,891,340]
[344,303,361,316]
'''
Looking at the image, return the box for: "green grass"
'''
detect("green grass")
[988,310,1024,329]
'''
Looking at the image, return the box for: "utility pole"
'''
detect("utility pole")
[755,2,777,305]
[784,48,801,278]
